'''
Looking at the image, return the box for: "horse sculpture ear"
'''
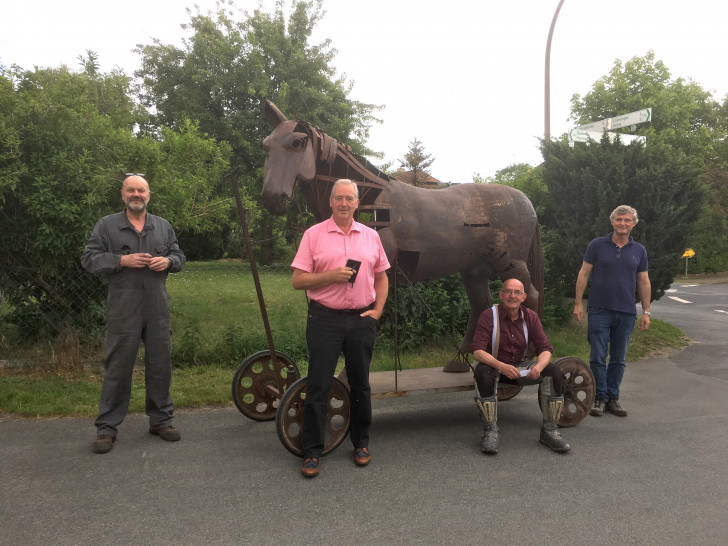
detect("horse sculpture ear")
[265,99,287,128]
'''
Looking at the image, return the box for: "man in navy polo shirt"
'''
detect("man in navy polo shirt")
[573,205,651,418]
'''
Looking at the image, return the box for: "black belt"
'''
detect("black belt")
[309,300,374,316]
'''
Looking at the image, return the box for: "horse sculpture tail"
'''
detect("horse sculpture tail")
[528,223,545,318]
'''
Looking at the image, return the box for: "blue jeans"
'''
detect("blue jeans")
[587,308,636,401]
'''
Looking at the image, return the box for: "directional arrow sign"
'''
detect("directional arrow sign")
[574,119,608,132]
[575,108,652,132]
[609,108,652,130]
[682,248,695,258]
[568,130,646,146]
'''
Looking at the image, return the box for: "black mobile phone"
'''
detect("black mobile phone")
[345,259,361,283]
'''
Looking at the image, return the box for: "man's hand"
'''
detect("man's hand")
[499,363,521,380]
[639,313,651,331]
[573,302,584,323]
[149,256,171,271]
[361,308,383,320]
[120,253,152,268]
[526,366,542,381]
[292,267,353,290]
[331,266,355,284]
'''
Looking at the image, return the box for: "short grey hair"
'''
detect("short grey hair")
[330,178,359,200]
[610,205,639,225]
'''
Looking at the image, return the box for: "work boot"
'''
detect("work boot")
[539,396,571,453]
[92,434,115,454]
[149,426,181,442]
[605,397,628,417]
[475,396,499,455]
[590,398,605,417]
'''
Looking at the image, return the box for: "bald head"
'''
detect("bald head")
[121,175,150,214]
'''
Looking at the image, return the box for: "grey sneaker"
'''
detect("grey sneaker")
[590,399,605,417]
[606,398,628,417]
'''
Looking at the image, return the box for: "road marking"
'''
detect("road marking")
[680,284,699,287]
[716,310,728,315]
[668,296,692,304]
[666,289,677,293]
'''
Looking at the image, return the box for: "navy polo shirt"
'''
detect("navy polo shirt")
[584,233,648,315]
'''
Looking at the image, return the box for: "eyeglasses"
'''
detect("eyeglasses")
[124,172,145,179]
[501,289,524,296]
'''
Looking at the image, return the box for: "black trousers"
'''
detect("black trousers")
[473,361,564,398]
[302,303,377,459]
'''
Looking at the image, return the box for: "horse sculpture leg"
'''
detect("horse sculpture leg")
[444,263,495,373]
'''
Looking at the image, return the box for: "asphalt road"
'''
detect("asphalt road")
[2,283,727,545]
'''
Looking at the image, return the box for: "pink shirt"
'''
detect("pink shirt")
[291,217,390,309]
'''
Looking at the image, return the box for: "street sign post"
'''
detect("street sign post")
[571,109,652,147]
[682,248,696,277]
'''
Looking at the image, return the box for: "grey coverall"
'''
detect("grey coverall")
[82,211,185,437]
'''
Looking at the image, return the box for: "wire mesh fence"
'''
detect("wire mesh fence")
[2,233,477,374]
[0,261,309,371]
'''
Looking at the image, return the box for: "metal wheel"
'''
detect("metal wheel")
[276,376,351,457]
[232,350,300,421]
[497,383,523,401]
[538,356,595,427]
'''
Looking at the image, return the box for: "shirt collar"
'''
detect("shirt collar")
[497,303,525,321]
[325,216,361,234]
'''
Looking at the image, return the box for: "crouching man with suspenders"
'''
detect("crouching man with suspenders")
[469,278,570,454]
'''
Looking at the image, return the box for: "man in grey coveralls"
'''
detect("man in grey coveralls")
[82,174,185,453]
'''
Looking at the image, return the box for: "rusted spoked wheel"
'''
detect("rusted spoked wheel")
[497,383,523,401]
[276,376,350,457]
[232,350,300,421]
[538,356,595,427]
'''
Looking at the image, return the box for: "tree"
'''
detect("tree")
[540,136,704,302]
[135,0,381,262]
[0,65,231,341]
[569,51,728,273]
[399,138,435,188]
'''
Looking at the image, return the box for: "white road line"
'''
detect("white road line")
[716,310,728,315]
[668,296,693,304]
[680,284,699,287]
[666,289,677,293]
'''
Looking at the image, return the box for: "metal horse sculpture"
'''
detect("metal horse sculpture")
[261,100,543,368]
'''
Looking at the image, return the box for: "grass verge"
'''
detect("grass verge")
[1,319,687,419]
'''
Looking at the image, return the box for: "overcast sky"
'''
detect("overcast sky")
[2,0,727,183]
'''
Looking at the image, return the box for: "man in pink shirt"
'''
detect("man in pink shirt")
[291,179,390,477]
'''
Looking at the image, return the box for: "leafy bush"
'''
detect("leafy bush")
[379,274,469,352]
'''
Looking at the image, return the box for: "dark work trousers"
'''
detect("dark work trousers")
[474,361,564,398]
[302,304,377,459]
[95,295,174,437]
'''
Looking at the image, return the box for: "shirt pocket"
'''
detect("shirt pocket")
[154,245,169,257]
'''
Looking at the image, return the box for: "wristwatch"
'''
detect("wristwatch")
[643,311,651,316]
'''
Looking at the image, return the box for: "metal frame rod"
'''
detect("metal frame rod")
[230,170,278,365]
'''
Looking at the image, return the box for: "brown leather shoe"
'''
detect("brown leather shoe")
[354,447,371,466]
[92,434,115,454]
[301,457,319,477]
[149,426,181,442]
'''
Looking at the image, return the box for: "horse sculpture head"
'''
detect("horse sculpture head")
[261,100,316,215]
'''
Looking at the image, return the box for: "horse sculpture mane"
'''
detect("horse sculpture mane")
[262,99,543,362]
[262,100,400,226]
